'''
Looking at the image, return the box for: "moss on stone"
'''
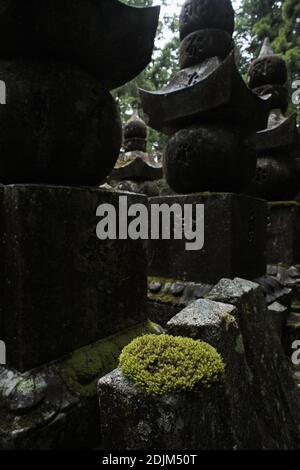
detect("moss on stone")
[287,322,300,330]
[0,323,163,438]
[223,312,238,331]
[147,276,185,305]
[148,292,182,305]
[59,321,161,398]
[148,275,183,285]
[269,201,300,208]
[119,334,225,396]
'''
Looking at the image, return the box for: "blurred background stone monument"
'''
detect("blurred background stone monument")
[246,38,300,267]
[106,110,169,197]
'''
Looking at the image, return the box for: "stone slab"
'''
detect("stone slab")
[0,185,147,371]
[148,193,267,284]
[167,299,237,343]
[98,368,232,450]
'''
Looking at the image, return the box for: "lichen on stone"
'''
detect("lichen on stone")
[119,334,225,396]
[223,312,238,331]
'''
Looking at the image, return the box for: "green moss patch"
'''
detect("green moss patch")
[269,201,300,208]
[59,322,161,398]
[119,334,225,396]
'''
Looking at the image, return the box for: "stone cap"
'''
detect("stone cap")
[166,298,237,341]
[250,113,298,152]
[140,52,270,134]
[111,156,163,182]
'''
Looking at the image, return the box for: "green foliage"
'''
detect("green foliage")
[112,0,180,155]
[273,0,300,80]
[119,334,225,396]
[235,0,283,73]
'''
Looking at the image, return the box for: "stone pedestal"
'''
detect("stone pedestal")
[166,279,300,449]
[98,368,232,450]
[148,193,267,284]
[267,201,300,266]
[98,278,300,449]
[0,185,147,372]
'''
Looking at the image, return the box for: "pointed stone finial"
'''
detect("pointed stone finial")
[258,37,274,58]
[248,38,287,90]
[247,38,288,112]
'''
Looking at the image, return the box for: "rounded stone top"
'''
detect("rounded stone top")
[124,111,147,139]
[179,0,235,41]
[248,38,287,89]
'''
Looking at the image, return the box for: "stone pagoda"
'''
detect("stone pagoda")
[139,0,269,300]
[140,0,271,194]
[246,38,299,201]
[0,0,160,450]
[246,38,300,266]
[107,110,165,197]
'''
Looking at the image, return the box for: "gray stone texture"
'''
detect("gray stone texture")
[98,368,232,450]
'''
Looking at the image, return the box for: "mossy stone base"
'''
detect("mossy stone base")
[0,322,158,450]
[98,368,232,450]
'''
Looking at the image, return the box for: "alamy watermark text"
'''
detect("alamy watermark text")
[96,196,204,251]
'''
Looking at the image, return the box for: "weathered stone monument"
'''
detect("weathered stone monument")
[0,0,160,450]
[246,38,300,267]
[139,0,268,322]
[141,0,270,193]
[106,111,166,197]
